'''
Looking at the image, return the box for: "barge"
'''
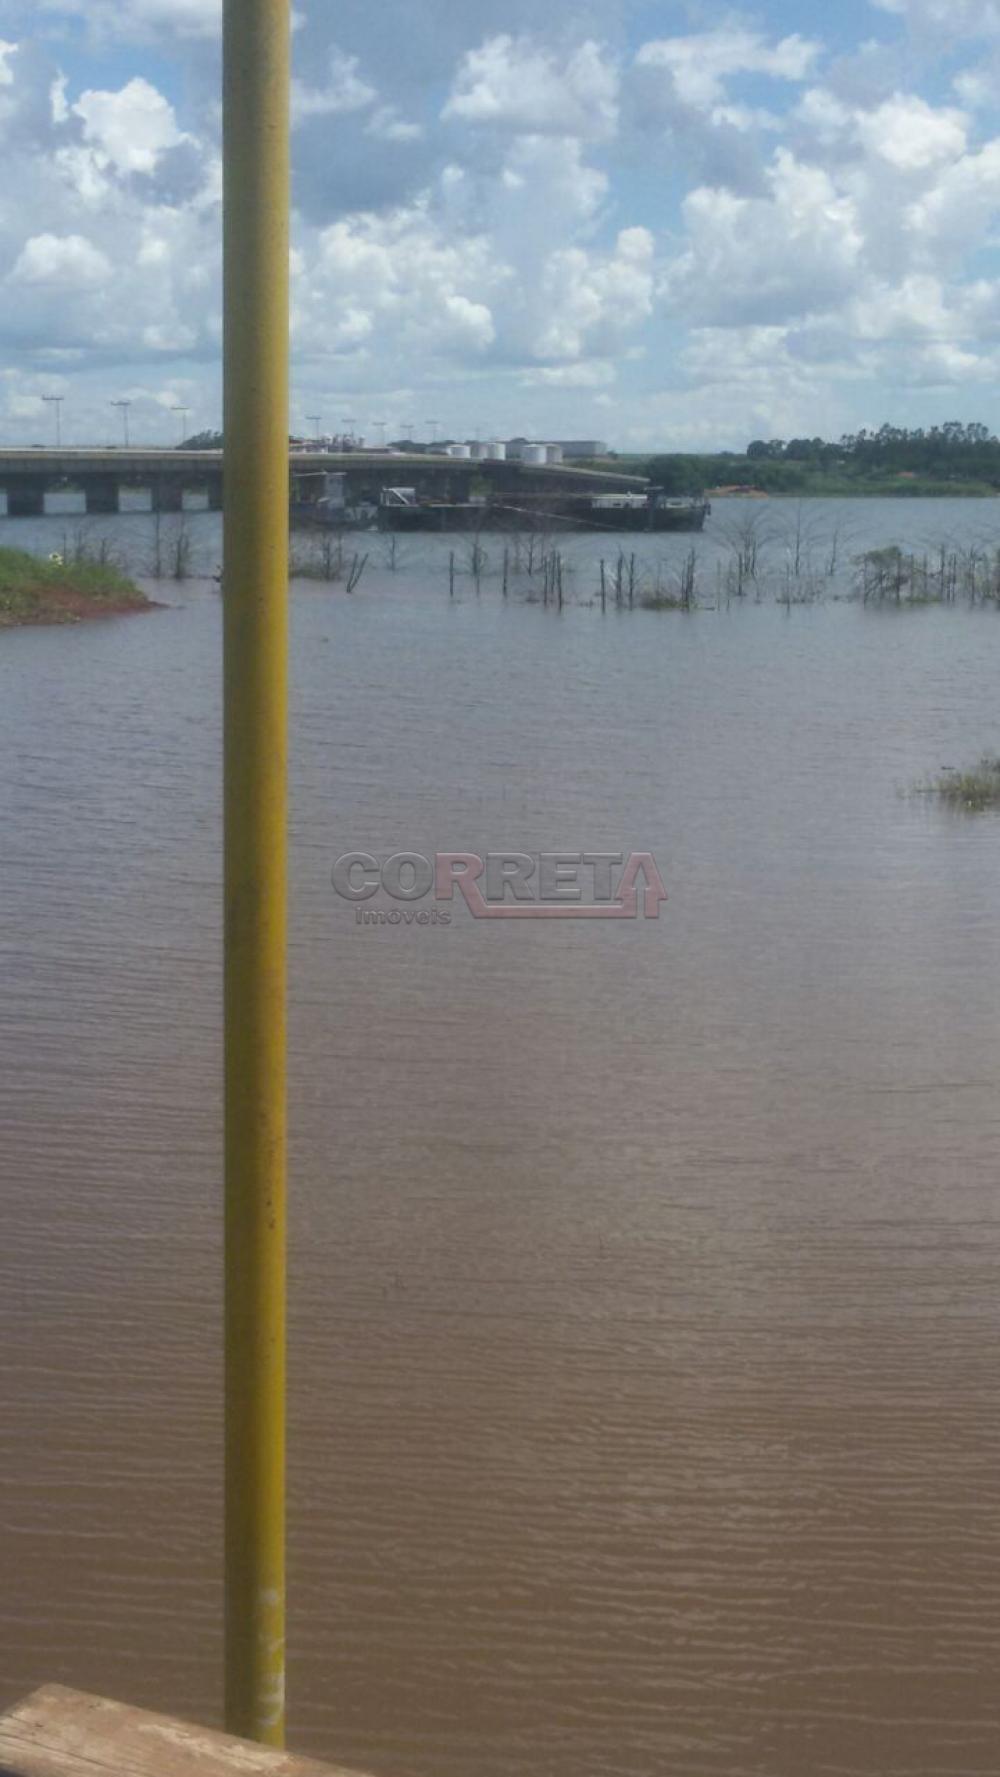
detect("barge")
[377,487,710,533]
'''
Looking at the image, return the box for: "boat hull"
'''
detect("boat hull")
[377,500,709,534]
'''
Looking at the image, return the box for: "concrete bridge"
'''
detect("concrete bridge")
[0,447,646,518]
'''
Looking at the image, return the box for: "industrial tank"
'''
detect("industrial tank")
[446,443,472,458]
[484,442,507,460]
[520,444,548,465]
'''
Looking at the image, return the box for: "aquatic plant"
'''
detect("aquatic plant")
[921,757,1000,811]
[854,541,1000,606]
[345,551,368,594]
[640,548,699,610]
[289,533,348,581]
[171,523,193,581]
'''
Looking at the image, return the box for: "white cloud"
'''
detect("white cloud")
[794,88,851,144]
[293,201,502,364]
[292,50,376,125]
[73,77,187,173]
[903,138,1000,250]
[848,274,953,340]
[666,151,863,326]
[709,103,782,133]
[365,106,423,143]
[53,144,113,206]
[2,7,1000,446]
[10,232,112,286]
[534,228,654,360]
[529,360,616,387]
[952,70,995,109]
[39,0,220,40]
[442,292,495,348]
[635,29,820,111]
[50,73,69,123]
[856,94,966,171]
[443,35,619,140]
[872,0,1000,37]
[627,26,822,196]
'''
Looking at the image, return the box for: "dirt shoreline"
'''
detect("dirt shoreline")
[4,590,156,629]
[0,548,155,629]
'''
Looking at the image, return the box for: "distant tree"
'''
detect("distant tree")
[644,454,707,494]
[179,429,223,450]
[646,421,1000,501]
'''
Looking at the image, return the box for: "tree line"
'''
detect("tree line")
[645,422,1000,495]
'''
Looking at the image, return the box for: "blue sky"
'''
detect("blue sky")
[0,0,998,450]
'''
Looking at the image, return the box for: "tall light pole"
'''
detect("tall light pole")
[426,417,440,444]
[111,400,131,447]
[341,415,355,447]
[223,0,289,1746]
[171,405,190,446]
[371,418,387,448]
[42,395,63,448]
[307,413,322,445]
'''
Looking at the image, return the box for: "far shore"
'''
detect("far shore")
[703,484,1000,499]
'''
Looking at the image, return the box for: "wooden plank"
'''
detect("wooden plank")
[0,1689,373,1777]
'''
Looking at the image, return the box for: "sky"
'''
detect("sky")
[0,0,998,451]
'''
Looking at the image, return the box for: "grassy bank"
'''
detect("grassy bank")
[709,474,999,499]
[596,454,1000,498]
[0,546,151,628]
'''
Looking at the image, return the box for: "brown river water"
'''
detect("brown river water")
[2,501,1000,1776]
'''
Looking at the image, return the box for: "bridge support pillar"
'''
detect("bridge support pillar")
[154,479,183,513]
[86,478,120,515]
[7,480,45,517]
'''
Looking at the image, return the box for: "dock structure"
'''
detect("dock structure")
[0,1688,373,1777]
[0,448,648,519]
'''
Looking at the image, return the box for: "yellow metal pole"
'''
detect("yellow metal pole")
[222,0,289,1746]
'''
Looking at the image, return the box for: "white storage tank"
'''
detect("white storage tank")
[470,441,489,459]
[520,444,548,466]
[484,441,507,460]
[545,444,564,464]
[446,443,472,458]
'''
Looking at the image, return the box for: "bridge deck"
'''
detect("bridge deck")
[0,449,646,489]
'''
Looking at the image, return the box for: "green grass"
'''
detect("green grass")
[923,757,1000,811]
[0,545,148,628]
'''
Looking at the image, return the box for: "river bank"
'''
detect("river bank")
[0,546,150,629]
[703,478,1000,498]
[605,452,1000,499]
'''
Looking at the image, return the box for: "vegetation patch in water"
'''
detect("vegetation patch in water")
[855,543,1000,605]
[0,546,150,629]
[922,757,1000,811]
